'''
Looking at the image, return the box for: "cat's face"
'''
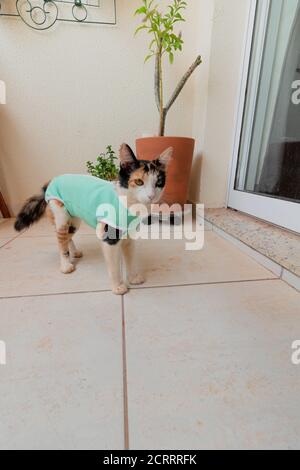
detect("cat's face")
[119,144,173,205]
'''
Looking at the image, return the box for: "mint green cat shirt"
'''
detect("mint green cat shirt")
[45,174,140,234]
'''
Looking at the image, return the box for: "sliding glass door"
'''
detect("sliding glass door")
[229,0,300,233]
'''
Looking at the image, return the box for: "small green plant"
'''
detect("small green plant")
[86,145,119,181]
[135,0,202,136]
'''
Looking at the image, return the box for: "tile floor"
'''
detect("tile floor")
[0,217,300,450]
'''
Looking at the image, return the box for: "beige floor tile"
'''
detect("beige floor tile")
[125,280,300,450]
[19,218,95,237]
[0,238,15,248]
[4,216,210,240]
[212,226,283,277]
[0,218,21,239]
[0,236,110,298]
[133,231,276,289]
[0,217,94,239]
[21,218,204,237]
[0,292,123,450]
[1,231,276,298]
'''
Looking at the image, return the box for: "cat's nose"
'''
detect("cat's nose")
[148,194,155,201]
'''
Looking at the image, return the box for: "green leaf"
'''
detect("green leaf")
[144,53,154,63]
[134,6,147,15]
[169,51,174,64]
[134,24,148,35]
[149,38,157,50]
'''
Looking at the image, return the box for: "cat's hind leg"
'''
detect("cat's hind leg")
[69,240,83,259]
[68,217,83,260]
[49,200,75,274]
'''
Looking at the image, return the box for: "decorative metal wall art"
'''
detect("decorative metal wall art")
[0,0,117,30]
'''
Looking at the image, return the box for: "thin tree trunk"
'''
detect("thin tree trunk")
[158,51,165,136]
[154,53,160,112]
[165,55,202,112]
[159,108,166,136]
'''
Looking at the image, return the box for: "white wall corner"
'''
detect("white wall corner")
[189,0,215,204]
[0,80,6,104]
[192,0,215,144]
[199,0,252,209]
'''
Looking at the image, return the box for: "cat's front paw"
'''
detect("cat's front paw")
[60,262,75,274]
[112,283,128,295]
[73,250,83,258]
[129,273,145,285]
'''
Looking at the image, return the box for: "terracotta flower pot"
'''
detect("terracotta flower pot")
[136,136,195,207]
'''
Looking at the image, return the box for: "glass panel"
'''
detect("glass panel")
[236,0,300,203]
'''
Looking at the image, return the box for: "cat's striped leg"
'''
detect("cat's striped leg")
[49,200,75,274]
[68,217,83,260]
[69,240,83,259]
[97,222,128,295]
[122,238,145,285]
[101,240,128,295]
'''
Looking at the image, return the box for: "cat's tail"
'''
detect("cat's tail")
[14,183,49,232]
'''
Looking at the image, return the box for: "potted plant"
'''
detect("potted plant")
[134,0,202,207]
[86,145,119,181]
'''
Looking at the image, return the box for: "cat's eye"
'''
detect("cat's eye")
[135,179,144,186]
[156,175,165,188]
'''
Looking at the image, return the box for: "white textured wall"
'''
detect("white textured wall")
[0,0,212,214]
[0,80,6,104]
[198,0,251,207]
[189,0,214,202]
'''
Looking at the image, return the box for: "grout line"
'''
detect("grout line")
[0,278,280,300]
[121,295,130,450]
[0,288,111,300]
[128,277,280,291]
[0,230,26,249]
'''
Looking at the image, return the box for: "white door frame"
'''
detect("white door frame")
[227,0,300,234]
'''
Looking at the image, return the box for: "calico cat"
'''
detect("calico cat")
[14,144,173,295]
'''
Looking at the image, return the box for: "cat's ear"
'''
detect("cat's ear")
[157,147,173,168]
[119,143,137,168]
